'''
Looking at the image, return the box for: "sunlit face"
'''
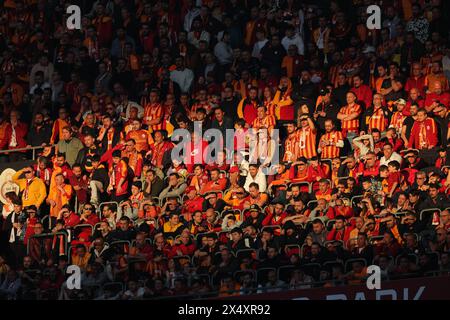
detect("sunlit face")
[417,111,427,122]
[346,92,356,104]
[319,120,334,135]
[249,186,259,198]
[214,109,224,121]
[433,82,442,95]
[383,144,393,157]
[61,128,71,140]
[373,95,383,106]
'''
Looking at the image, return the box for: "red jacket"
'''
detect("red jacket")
[169,242,196,258]
[404,76,426,95]
[262,212,288,226]
[425,92,450,108]
[358,161,380,177]
[80,213,100,226]
[4,122,28,151]
[64,213,81,228]
[408,118,438,149]
[306,165,328,183]
[326,226,354,243]
[351,84,373,109]
[182,197,204,214]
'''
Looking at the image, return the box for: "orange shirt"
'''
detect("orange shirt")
[319,131,343,159]
[50,119,69,144]
[126,129,152,152]
[200,178,228,194]
[143,103,163,132]
[0,83,24,106]
[281,55,303,78]
[110,160,129,196]
[367,107,387,132]
[122,151,143,177]
[425,73,449,92]
[283,132,299,162]
[339,103,362,132]
[47,184,73,218]
[297,126,317,159]
[252,115,276,133]
[390,111,407,134]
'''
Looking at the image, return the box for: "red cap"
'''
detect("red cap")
[229,166,239,174]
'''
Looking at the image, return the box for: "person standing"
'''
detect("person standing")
[12,166,46,209]
[55,126,83,167]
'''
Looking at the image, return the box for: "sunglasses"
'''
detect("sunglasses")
[84,207,93,210]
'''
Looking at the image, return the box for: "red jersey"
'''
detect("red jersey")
[367,106,388,132]
[297,127,317,159]
[110,160,129,196]
[404,76,426,95]
[340,103,362,134]
[283,131,299,162]
[126,129,151,152]
[319,130,343,159]
[425,92,450,109]
[143,103,163,132]
[408,117,438,149]
[351,84,373,109]
[390,111,407,134]
[123,151,143,178]
[149,141,173,168]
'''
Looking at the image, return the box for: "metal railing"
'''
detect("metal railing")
[0,145,53,161]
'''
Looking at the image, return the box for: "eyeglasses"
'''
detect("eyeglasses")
[84,207,93,211]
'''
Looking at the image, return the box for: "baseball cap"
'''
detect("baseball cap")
[395,98,406,105]
[229,166,239,174]
[248,204,261,212]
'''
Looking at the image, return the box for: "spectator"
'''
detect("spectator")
[55,126,84,167]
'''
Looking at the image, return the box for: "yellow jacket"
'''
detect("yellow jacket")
[71,252,91,271]
[12,169,47,208]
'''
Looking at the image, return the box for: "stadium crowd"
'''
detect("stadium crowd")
[1,0,450,300]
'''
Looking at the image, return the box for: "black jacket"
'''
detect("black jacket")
[27,125,52,147]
